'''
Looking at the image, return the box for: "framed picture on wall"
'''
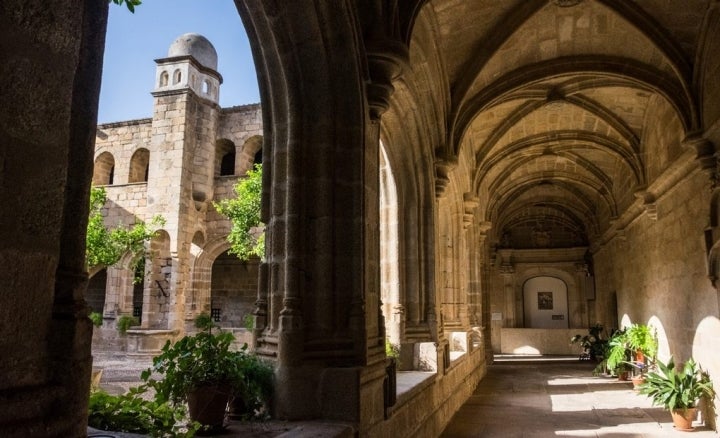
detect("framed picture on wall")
[538,291,553,310]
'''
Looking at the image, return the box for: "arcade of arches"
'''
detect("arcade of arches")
[3,1,720,437]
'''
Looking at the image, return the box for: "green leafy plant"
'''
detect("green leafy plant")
[86,187,164,269]
[141,314,273,421]
[109,0,141,13]
[89,311,103,327]
[385,338,400,359]
[230,352,274,421]
[213,164,264,261]
[194,313,215,332]
[243,313,254,331]
[639,357,714,411]
[570,323,607,361]
[117,315,139,335]
[605,328,631,375]
[88,385,199,437]
[625,323,658,361]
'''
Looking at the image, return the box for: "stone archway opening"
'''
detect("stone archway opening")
[523,276,569,329]
[209,250,259,331]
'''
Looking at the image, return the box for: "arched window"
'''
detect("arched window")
[92,152,115,185]
[173,69,182,85]
[220,150,235,176]
[159,71,169,87]
[215,139,236,177]
[128,148,150,183]
[236,135,263,176]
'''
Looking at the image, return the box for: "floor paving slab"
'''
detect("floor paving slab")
[441,358,717,438]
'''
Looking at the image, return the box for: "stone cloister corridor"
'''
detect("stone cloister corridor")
[3,0,720,437]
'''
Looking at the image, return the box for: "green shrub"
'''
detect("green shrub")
[141,322,274,421]
[117,315,139,335]
[194,313,215,331]
[89,311,103,327]
[385,338,400,359]
[243,313,254,331]
[88,386,199,437]
[213,165,264,261]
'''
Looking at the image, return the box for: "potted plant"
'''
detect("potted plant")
[625,323,658,363]
[570,324,608,361]
[624,324,658,387]
[605,328,631,379]
[228,351,274,421]
[638,357,715,431]
[141,314,273,431]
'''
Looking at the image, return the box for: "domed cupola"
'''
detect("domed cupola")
[153,33,222,103]
[167,33,218,71]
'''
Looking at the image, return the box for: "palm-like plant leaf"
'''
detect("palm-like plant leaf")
[639,357,714,411]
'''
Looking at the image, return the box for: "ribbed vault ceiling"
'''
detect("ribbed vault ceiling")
[388,0,710,249]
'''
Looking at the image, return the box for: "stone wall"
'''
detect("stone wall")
[89,85,262,351]
[210,252,259,328]
[501,328,584,355]
[366,349,487,437]
[593,161,720,427]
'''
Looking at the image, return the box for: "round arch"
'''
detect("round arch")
[522,276,569,329]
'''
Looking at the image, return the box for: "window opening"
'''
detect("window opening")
[220,150,235,176]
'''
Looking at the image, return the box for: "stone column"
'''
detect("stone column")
[499,264,516,328]
[238,0,393,427]
[0,1,108,436]
[572,263,590,328]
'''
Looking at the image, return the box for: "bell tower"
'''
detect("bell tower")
[142,33,223,331]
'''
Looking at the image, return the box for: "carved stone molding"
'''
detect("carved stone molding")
[683,134,717,188]
[435,158,457,198]
[634,190,658,220]
[553,0,584,6]
[462,193,479,229]
[575,263,589,275]
[499,263,515,275]
[366,39,409,119]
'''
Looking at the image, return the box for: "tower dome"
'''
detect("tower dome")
[167,33,218,71]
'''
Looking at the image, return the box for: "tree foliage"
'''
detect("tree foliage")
[213,165,264,261]
[109,0,142,13]
[86,186,164,269]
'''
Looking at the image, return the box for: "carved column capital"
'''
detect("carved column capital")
[462,193,479,229]
[634,190,658,220]
[365,39,409,120]
[683,133,718,188]
[499,263,515,276]
[435,157,457,198]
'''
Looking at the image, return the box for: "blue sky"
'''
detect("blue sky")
[98,0,259,123]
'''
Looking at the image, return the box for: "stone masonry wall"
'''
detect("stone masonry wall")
[593,166,720,397]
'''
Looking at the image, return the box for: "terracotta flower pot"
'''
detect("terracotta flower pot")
[187,384,231,430]
[670,407,697,431]
[631,374,645,390]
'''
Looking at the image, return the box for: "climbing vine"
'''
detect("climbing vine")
[213,164,264,261]
[86,186,164,272]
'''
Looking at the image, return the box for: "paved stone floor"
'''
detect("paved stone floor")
[441,357,717,438]
[91,354,718,437]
